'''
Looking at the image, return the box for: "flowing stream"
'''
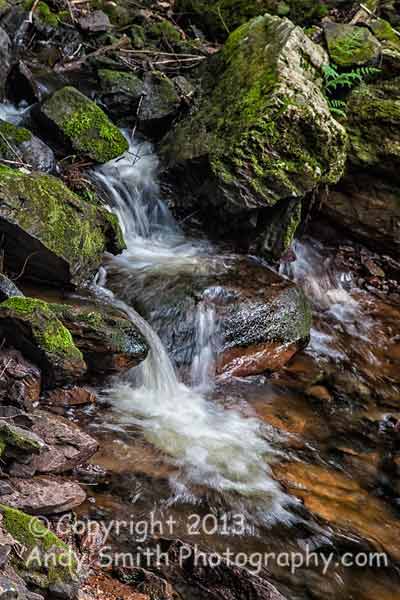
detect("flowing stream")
[92,137,294,522]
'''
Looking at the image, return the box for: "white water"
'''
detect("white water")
[0,102,29,125]
[93,137,293,521]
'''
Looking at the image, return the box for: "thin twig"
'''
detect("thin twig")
[11,251,41,282]
[120,48,207,58]
[0,158,32,169]
[55,36,129,72]
[0,132,23,163]
[131,93,145,141]
[0,359,12,380]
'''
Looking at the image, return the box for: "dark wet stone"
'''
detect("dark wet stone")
[0,27,11,100]
[0,274,23,302]
[0,349,41,411]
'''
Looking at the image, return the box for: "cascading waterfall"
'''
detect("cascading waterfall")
[93,136,294,521]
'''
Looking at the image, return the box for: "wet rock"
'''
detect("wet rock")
[0,297,86,388]
[44,386,96,407]
[78,10,111,33]
[97,69,143,119]
[324,22,381,67]
[0,27,11,100]
[0,166,125,287]
[39,86,129,163]
[0,476,86,514]
[0,349,41,411]
[0,118,56,172]
[0,505,79,594]
[161,14,347,258]
[273,461,400,562]
[325,174,400,256]
[139,72,180,137]
[114,255,311,377]
[29,410,98,474]
[130,537,286,600]
[0,273,23,301]
[49,303,149,375]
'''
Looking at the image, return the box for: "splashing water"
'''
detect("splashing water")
[93,136,293,521]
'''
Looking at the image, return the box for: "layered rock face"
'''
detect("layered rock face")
[161,14,347,258]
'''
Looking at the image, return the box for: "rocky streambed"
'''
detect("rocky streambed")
[0,1,399,600]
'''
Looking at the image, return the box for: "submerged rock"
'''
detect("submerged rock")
[39,86,129,163]
[49,303,149,374]
[0,27,11,99]
[0,119,56,172]
[324,22,381,67]
[161,14,347,257]
[0,165,125,287]
[0,297,86,387]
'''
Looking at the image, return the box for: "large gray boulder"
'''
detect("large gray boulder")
[161,14,347,258]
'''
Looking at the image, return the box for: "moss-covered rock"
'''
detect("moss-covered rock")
[0,297,86,387]
[97,69,143,119]
[48,303,149,374]
[324,22,381,67]
[0,421,44,453]
[161,15,347,257]
[175,0,331,40]
[0,165,125,286]
[346,77,400,173]
[139,71,181,137]
[370,18,400,71]
[40,86,128,163]
[0,504,78,592]
[0,119,55,172]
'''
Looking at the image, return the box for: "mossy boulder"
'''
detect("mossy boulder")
[324,22,381,67]
[345,77,400,174]
[0,165,125,287]
[370,18,400,71]
[139,72,181,137]
[0,119,55,172]
[97,69,143,119]
[161,14,347,257]
[175,0,332,40]
[0,297,86,387]
[40,86,128,163]
[0,504,78,594]
[49,303,149,374]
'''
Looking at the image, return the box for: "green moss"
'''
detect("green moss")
[24,0,59,26]
[0,505,77,586]
[325,24,381,67]
[0,120,32,161]
[147,20,182,45]
[42,87,128,163]
[0,423,42,452]
[0,297,83,360]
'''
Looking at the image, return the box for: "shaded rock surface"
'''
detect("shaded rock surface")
[49,303,149,374]
[0,27,11,99]
[0,118,55,172]
[161,14,347,258]
[0,165,125,287]
[0,349,41,410]
[0,476,86,514]
[324,22,381,67]
[0,297,86,387]
[28,410,98,474]
[39,86,129,163]
[0,272,23,301]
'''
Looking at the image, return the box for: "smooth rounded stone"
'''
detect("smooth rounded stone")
[44,386,96,407]
[48,303,149,374]
[112,254,311,377]
[161,14,347,258]
[39,86,128,163]
[0,274,23,302]
[0,298,86,388]
[0,349,41,411]
[324,22,381,67]
[0,166,125,288]
[0,119,55,172]
[78,10,111,33]
[0,27,11,99]
[0,476,86,514]
[30,410,99,474]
